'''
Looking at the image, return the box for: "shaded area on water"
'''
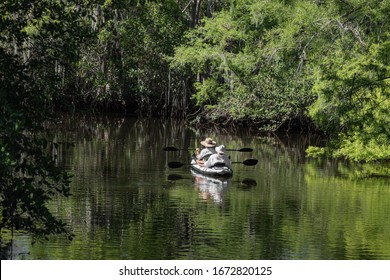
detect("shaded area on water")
[2,115,390,260]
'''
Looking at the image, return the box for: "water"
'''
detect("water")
[3,116,390,259]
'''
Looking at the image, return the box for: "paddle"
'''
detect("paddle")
[231,159,258,165]
[164,146,253,152]
[168,159,258,168]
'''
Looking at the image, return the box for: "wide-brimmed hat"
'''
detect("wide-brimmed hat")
[216,145,226,154]
[200,137,216,147]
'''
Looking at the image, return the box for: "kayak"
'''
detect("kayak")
[190,159,233,177]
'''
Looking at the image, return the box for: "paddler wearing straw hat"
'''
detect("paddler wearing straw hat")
[195,137,217,166]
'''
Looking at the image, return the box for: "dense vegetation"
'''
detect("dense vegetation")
[1,0,389,244]
[170,0,389,161]
[0,0,85,245]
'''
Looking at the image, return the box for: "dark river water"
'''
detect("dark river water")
[4,116,390,260]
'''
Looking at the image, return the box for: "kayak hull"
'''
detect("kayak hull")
[190,159,233,177]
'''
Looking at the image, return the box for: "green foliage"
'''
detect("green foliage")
[0,112,73,242]
[120,1,186,111]
[0,0,86,245]
[171,0,389,161]
[307,1,390,162]
[76,0,187,115]
[305,146,328,159]
[171,1,316,128]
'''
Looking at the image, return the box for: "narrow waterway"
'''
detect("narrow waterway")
[4,116,390,259]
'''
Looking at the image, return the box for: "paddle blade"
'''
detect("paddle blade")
[168,161,184,168]
[242,159,258,166]
[226,147,253,152]
[164,146,179,151]
[238,148,253,152]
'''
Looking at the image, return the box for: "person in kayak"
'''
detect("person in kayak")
[195,137,217,166]
[204,145,232,169]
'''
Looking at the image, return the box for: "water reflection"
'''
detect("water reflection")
[2,115,390,260]
[191,171,231,204]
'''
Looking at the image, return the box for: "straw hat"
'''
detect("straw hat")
[200,137,216,147]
